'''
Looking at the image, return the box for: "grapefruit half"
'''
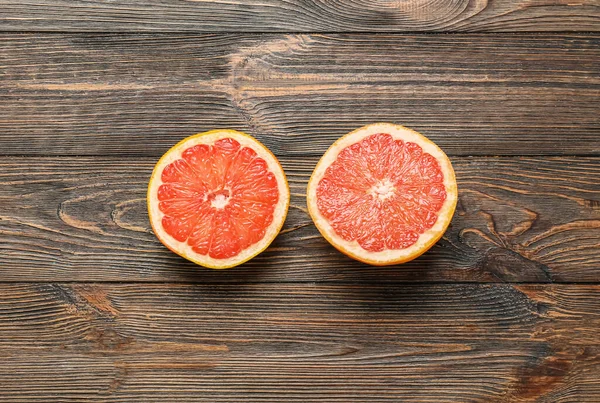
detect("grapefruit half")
[307,123,457,266]
[148,129,289,269]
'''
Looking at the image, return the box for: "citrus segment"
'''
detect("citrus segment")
[148,130,289,269]
[307,123,457,266]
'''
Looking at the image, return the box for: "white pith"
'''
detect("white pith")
[148,130,289,269]
[307,123,458,265]
[210,193,229,209]
[370,179,396,201]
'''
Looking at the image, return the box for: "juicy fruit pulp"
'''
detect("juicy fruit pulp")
[307,123,457,266]
[316,133,447,252]
[156,137,279,260]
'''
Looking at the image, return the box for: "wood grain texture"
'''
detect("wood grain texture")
[1,156,598,283]
[1,0,599,32]
[0,283,599,402]
[2,34,599,157]
[2,2,599,400]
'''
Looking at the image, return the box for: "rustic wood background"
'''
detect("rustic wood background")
[1,1,599,402]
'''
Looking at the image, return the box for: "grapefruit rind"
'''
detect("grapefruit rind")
[148,129,290,269]
[307,123,457,266]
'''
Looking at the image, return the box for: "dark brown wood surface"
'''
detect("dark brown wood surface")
[1,4,599,401]
[0,283,599,402]
[1,0,599,32]
[1,34,599,157]
[1,156,598,283]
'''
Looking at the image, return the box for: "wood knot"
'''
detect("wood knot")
[478,247,552,282]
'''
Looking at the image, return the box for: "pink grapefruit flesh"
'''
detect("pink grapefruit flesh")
[307,123,457,266]
[148,130,289,269]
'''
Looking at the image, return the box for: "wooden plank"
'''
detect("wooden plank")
[1,34,599,157]
[1,156,598,283]
[0,0,599,32]
[0,283,598,401]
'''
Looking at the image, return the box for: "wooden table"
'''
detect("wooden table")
[1,2,599,402]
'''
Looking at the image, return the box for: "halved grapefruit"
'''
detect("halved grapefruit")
[148,129,289,269]
[307,123,457,266]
